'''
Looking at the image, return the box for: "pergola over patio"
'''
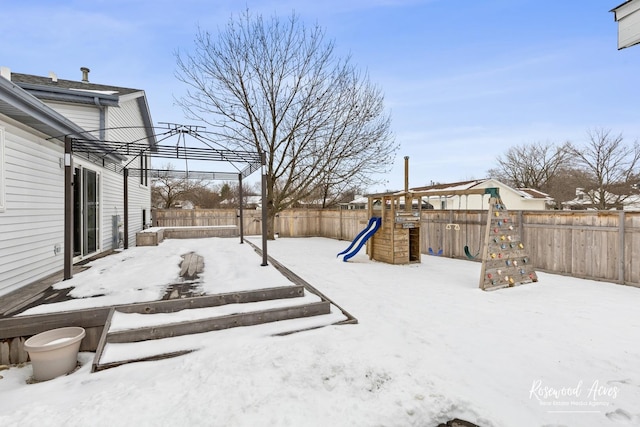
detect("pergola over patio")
[62,123,268,280]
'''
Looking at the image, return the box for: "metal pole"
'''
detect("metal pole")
[123,168,129,249]
[261,151,268,266]
[238,173,244,244]
[64,137,74,280]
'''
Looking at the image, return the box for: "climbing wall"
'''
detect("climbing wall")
[479,197,538,291]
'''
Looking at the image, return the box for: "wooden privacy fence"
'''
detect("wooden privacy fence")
[153,208,640,287]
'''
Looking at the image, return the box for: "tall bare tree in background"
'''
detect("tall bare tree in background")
[487,141,571,191]
[566,128,640,210]
[151,164,208,208]
[175,10,397,238]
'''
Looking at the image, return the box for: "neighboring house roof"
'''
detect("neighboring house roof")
[411,179,480,192]
[346,195,368,205]
[221,195,262,206]
[410,178,553,201]
[562,189,640,210]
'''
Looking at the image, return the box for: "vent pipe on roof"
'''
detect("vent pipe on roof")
[80,67,90,82]
[49,71,58,82]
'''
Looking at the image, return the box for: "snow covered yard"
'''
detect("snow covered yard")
[1,236,639,427]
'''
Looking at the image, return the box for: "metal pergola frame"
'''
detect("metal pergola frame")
[62,123,268,280]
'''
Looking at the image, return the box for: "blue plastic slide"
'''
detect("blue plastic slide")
[337,217,382,262]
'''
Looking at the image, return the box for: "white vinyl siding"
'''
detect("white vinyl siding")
[105,96,151,247]
[44,101,101,137]
[127,172,150,244]
[100,167,124,251]
[614,0,640,49]
[0,126,5,212]
[0,119,64,296]
[0,87,153,295]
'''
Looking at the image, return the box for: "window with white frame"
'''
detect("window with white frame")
[139,153,148,186]
[0,126,5,212]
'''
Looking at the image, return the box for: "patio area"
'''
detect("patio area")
[0,237,355,368]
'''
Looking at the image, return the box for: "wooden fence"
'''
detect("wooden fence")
[153,208,640,287]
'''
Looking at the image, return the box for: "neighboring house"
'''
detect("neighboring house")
[611,0,640,49]
[342,194,432,210]
[341,195,367,210]
[410,179,553,211]
[172,200,195,210]
[0,66,156,296]
[220,195,262,209]
[562,187,640,210]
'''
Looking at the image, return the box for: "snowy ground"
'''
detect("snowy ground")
[1,236,639,427]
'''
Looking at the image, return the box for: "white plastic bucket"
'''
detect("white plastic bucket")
[24,327,86,381]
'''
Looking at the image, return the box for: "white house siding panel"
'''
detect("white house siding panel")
[472,181,547,211]
[423,181,547,211]
[619,10,640,49]
[0,126,5,212]
[126,176,150,245]
[614,0,640,49]
[100,167,124,251]
[43,101,101,137]
[0,117,65,296]
[104,96,151,247]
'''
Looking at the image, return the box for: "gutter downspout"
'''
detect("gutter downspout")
[93,97,106,140]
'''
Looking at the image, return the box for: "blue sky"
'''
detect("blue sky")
[2,0,638,191]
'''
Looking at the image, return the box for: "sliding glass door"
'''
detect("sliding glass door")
[73,166,100,258]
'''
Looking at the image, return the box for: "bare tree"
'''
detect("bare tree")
[189,185,222,209]
[565,129,640,210]
[487,141,571,191]
[151,164,208,208]
[544,166,595,208]
[175,10,397,238]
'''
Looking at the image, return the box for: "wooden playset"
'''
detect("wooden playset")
[361,157,538,290]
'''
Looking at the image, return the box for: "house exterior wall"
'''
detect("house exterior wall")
[105,96,151,246]
[613,0,640,49]
[425,182,548,211]
[0,86,152,296]
[0,116,65,296]
[44,101,101,137]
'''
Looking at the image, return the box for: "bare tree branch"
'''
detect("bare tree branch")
[566,129,640,210]
[175,10,397,238]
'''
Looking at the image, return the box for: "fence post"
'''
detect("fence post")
[619,211,625,284]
